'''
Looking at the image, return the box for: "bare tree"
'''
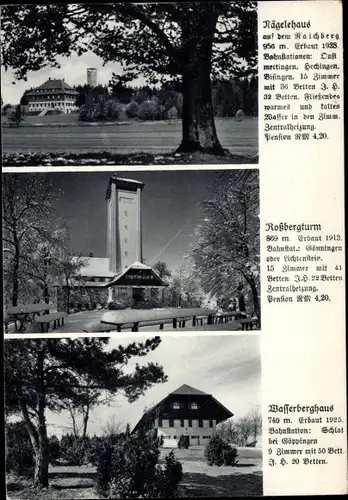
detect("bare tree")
[191,170,260,324]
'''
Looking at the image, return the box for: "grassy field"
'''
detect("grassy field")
[2,117,258,158]
[7,446,262,499]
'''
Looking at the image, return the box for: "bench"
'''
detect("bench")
[34,312,68,333]
[4,314,21,333]
[237,318,257,331]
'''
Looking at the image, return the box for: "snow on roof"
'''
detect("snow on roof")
[74,257,115,278]
[112,176,144,185]
[107,261,167,287]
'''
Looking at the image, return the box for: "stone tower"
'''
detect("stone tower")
[106,176,144,274]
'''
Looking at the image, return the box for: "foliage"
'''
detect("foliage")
[47,435,61,464]
[5,421,35,475]
[178,434,190,449]
[191,170,260,323]
[95,429,182,498]
[60,433,91,466]
[4,337,167,487]
[125,100,139,118]
[137,99,161,121]
[8,104,22,126]
[204,435,238,467]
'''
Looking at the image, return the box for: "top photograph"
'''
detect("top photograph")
[1,2,258,167]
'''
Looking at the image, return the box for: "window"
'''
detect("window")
[190,402,198,410]
[203,420,209,428]
[203,436,210,439]
[161,419,169,428]
[124,251,128,256]
[125,225,128,230]
[124,211,128,216]
[173,420,181,428]
[172,402,180,409]
[191,435,199,439]
[191,420,199,428]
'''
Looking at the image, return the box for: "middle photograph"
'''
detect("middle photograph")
[3,169,260,334]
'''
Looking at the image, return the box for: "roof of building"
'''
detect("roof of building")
[26,78,78,96]
[106,176,145,199]
[132,384,233,433]
[74,257,115,278]
[105,261,168,288]
[170,384,209,396]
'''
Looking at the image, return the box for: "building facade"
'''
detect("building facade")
[87,68,97,87]
[26,78,79,114]
[132,384,233,447]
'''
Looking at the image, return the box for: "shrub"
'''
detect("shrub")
[125,100,139,118]
[48,435,61,465]
[95,429,182,498]
[204,435,238,467]
[107,300,127,310]
[5,421,35,475]
[60,434,91,466]
[178,435,190,449]
[137,99,161,121]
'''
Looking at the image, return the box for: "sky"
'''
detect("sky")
[32,169,235,274]
[1,52,146,105]
[44,334,261,437]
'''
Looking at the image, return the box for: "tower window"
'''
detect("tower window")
[124,251,128,256]
[125,225,128,230]
[124,211,128,216]
[124,238,128,243]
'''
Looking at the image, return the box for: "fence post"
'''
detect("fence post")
[207,314,213,325]
[173,318,177,329]
[192,316,196,327]
[117,324,122,332]
[132,322,139,332]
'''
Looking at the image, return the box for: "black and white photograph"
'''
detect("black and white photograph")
[5,335,262,498]
[3,169,260,334]
[1,2,258,166]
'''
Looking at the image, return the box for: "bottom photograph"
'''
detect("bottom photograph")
[5,334,262,498]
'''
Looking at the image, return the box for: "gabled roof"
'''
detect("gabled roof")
[105,261,168,288]
[132,384,233,433]
[170,384,209,396]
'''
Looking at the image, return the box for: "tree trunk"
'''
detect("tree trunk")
[249,279,261,327]
[12,230,20,307]
[177,16,225,155]
[33,343,49,488]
